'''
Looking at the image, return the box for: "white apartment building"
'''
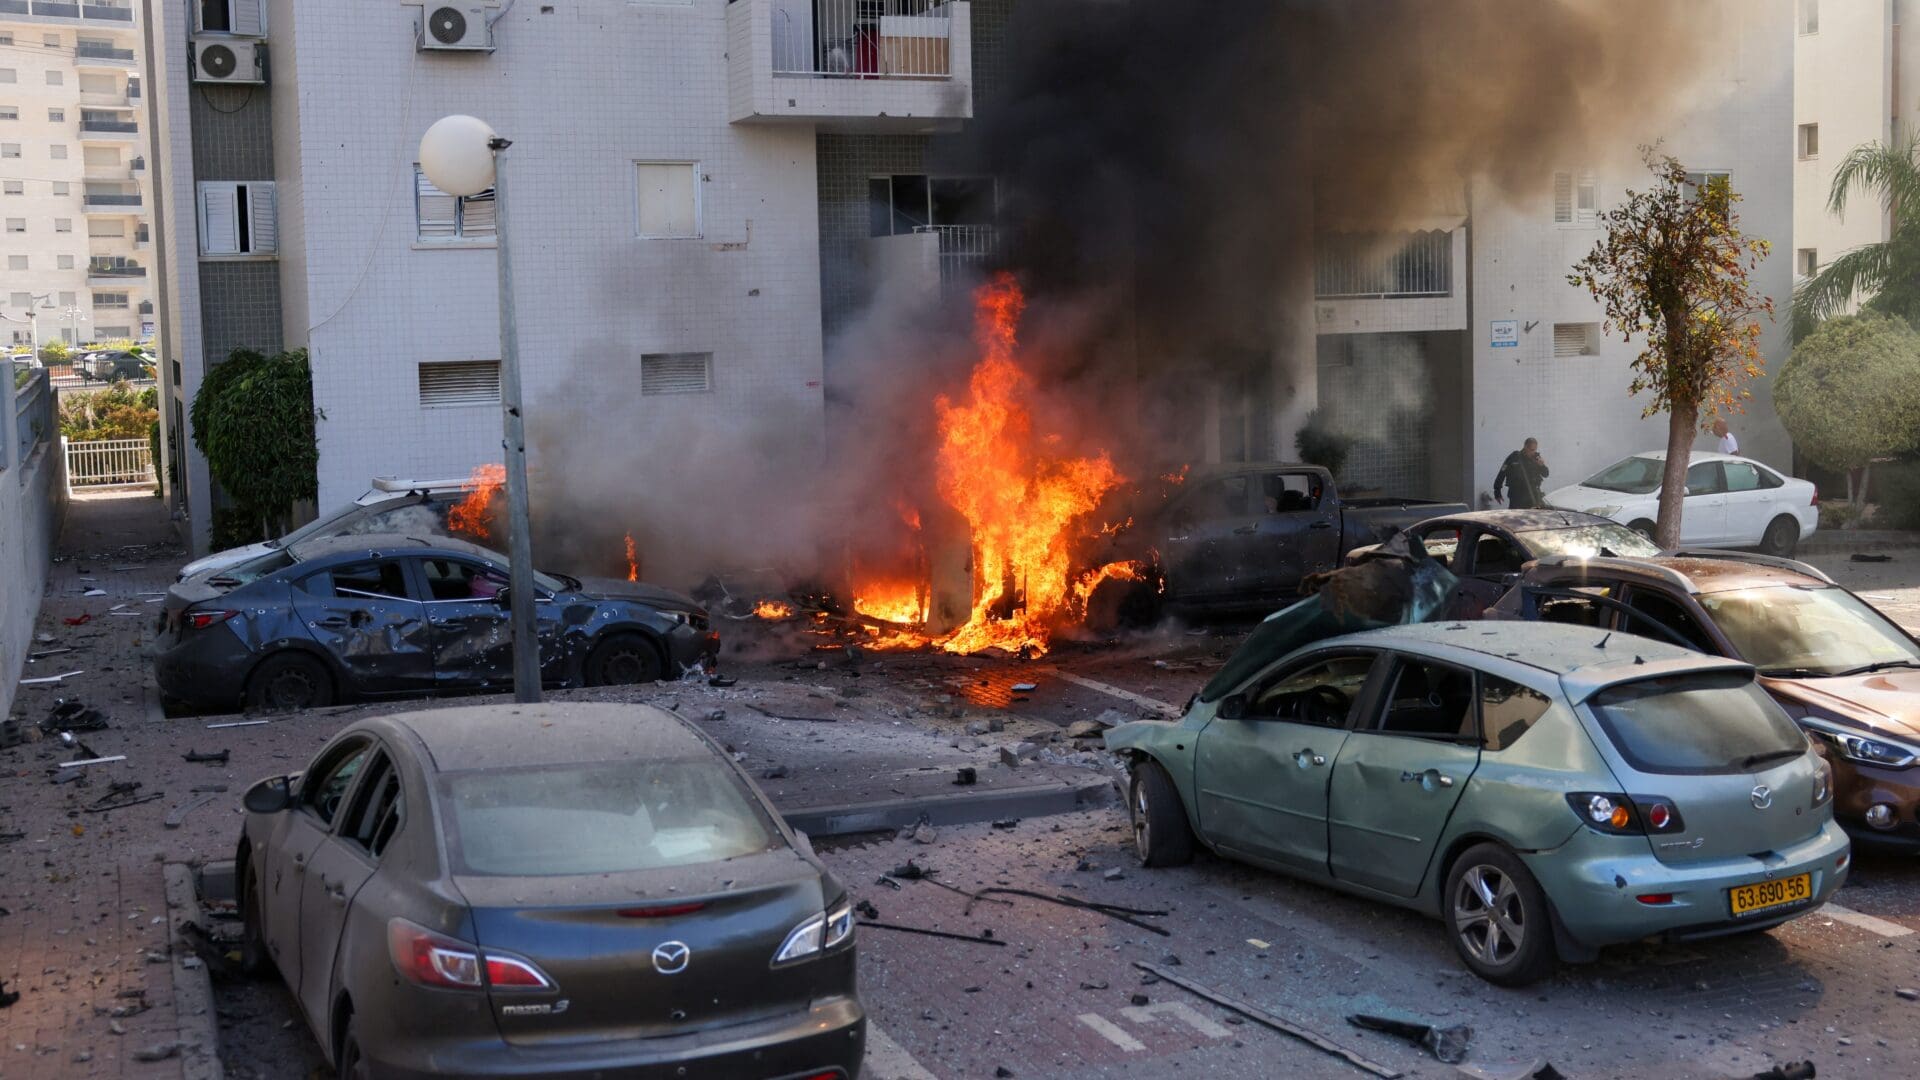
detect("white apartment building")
[0,0,153,351]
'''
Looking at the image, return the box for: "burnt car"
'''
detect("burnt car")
[235,702,864,1078]
[1345,510,1661,586]
[1491,550,1920,849]
[80,349,154,382]
[157,534,718,713]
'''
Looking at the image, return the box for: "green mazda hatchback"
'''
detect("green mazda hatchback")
[1106,621,1851,985]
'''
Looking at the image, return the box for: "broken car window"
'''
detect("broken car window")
[419,558,507,602]
[331,560,411,602]
[303,741,371,826]
[353,502,448,536]
[1519,524,1660,560]
[209,548,293,586]
[1481,676,1552,751]
[1246,654,1375,727]
[1261,472,1320,513]
[1700,585,1920,676]
[1622,588,1716,653]
[1376,658,1477,740]
[1587,672,1805,775]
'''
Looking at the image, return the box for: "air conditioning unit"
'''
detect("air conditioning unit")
[419,5,495,52]
[192,36,266,85]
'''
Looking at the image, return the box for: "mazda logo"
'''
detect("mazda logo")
[652,941,691,975]
[1751,785,1773,810]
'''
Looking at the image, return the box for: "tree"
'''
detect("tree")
[1568,153,1774,548]
[190,348,323,538]
[1792,129,1920,338]
[1774,313,1920,506]
[59,382,159,441]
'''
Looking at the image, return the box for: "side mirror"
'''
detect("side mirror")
[243,775,293,814]
[1217,693,1248,721]
[493,587,512,610]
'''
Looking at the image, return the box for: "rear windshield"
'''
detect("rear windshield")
[1581,456,1664,495]
[1520,524,1661,560]
[1586,672,1807,775]
[440,759,782,876]
[207,548,293,586]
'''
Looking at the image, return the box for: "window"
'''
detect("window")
[1376,658,1477,739]
[330,560,411,601]
[95,326,128,339]
[1798,123,1820,159]
[0,144,18,159]
[42,34,59,48]
[1796,248,1817,277]
[640,352,712,395]
[8,292,28,308]
[1587,673,1804,775]
[0,71,14,85]
[1552,322,1599,357]
[51,182,67,196]
[45,71,62,87]
[1413,525,1463,566]
[1621,587,1716,653]
[417,360,501,408]
[1799,0,1818,34]
[54,218,71,233]
[419,558,506,601]
[300,739,371,825]
[1553,171,1597,225]
[93,292,128,309]
[413,167,495,242]
[1481,676,1552,751]
[1243,654,1376,727]
[1724,461,1763,492]
[338,752,403,857]
[6,257,25,271]
[198,0,265,35]
[1257,471,1323,513]
[0,33,11,46]
[1683,460,1726,496]
[89,219,124,238]
[867,174,997,237]
[83,145,119,166]
[57,291,74,306]
[197,181,277,256]
[1,181,19,196]
[57,255,73,269]
[49,145,65,161]
[0,107,15,121]
[4,218,22,233]
[47,108,63,123]
[635,162,699,238]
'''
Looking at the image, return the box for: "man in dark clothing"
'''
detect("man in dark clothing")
[1494,438,1550,509]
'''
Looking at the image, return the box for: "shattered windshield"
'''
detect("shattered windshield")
[1581,456,1665,494]
[271,502,371,549]
[1700,586,1920,677]
[210,548,294,586]
[1520,524,1661,560]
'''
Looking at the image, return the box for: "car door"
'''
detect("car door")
[1162,474,1255,601]
[1617,585,1720,654]
[1720,461,1774,544]
[1238,469,1341,592]
[1680,461,1728,544]
[297,747,401,1036]
[291,558,435,695]
[416,555,516,688]
[261,736,373,997]
[1326,654,1483,897]
[1193,651,1384,873]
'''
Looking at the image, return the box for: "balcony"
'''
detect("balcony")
[79,119,139,139]
[86,260,144,286]
[74,42,138,66]
[1312,228,1468,335]
[728,0,973,133]
[0,0,134,24]
[82,191,141,211]
[868,224,997,297]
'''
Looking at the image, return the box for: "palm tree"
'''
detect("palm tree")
[1793,128,1920,339]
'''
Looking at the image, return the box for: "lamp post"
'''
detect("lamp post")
[419,114,541,704]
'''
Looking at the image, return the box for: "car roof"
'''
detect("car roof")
[1417,509,1621,531]
[377,701,713,773]
[1526,551,1834,594]
[1325,620,1750,698]
[287,531,501,564]
[1618,450,1772,466]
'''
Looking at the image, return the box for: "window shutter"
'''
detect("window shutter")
[418,361,502,408]
[1575,174,1597,224]
[232,0,265,36]
[636,163,697,238]
[415,167,458,239]
[248,181,277,253]
[459,190,497,237]
[1553,323,1597,357]
[641,352,712,395]
[1552,172,1573,224]
[199,182,239,255]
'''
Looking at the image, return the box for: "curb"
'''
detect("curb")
[781,777,1116,837]
[162,862,226,1080]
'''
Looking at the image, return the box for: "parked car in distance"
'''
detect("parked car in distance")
[177,476,478,582]
[157,533,718,713]
[1106,620,1847,985]
[1345,509,1661,586]
[1546,451,1818,555]
[235,702,865,1078]
[79,349,154,382]
[1489,549,1920,850]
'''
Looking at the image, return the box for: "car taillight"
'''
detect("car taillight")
[388,918,553,991]
[773,897,855,965]
[1811,488,1820,507]
[1636,893,1675,905]
[1566,793,1686,835]
[186,610,238,630]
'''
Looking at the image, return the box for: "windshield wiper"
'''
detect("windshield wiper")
[1758,666,1828,678]
[1830,659,1920,678]
[1739,748,1804,769]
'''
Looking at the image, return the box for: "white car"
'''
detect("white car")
[176,477,479,582]
[1545,451,1819,555]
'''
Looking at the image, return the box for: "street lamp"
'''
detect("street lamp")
[418,114,541,704]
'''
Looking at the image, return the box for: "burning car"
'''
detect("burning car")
[157,533,716,713]
[177,475,487,583]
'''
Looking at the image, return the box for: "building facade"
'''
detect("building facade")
[0,0,153,351]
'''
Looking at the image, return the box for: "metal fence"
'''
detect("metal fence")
[916,224,996,290]
[773,0,954,78]
[1314,230,1454,299]
[12,368,52,468]
[64,436,153,488]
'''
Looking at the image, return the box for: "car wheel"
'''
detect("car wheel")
[237,855,272,977]
[1445,843,1557,986]
[337,1014,371,1080]
[245,652,335,711]
[1760,515,1800,557]
[586,632,664,686]
[1128,760,1195,868]
[1629,519,1657,542]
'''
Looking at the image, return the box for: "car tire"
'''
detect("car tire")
[244,652,335,711]
[1629,519,1657,542]
[237,854,273,978]
[1444,843,1557,987]
[1129,760,1196,868]
[585,632,664,686]
[336,1015,370,1080]
[1760,515,1800,557]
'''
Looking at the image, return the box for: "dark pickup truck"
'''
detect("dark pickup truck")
[1105,463,1466,613]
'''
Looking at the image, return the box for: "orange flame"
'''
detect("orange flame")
[447,463,505,541]
[624,533,639,582]
[854,579,929,626]
[930,274,1125,656]
[1160,465,1190,486]
[753,599,794,619]
[1073,560,1146,611]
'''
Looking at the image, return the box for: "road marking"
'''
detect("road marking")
[1120,1001,1234,1039]
[1049,670,1183,718]
[866,1022,941,1079]
[1822,902,1914,938]
[1077,1012,1147,1052]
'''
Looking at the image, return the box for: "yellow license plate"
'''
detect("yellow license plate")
[1728,873,1812,917]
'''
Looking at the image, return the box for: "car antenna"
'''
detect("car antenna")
[1595,633,1611,649]
[1634,654,1646,665]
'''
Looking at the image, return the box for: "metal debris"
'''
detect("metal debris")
[856,920,1006,946]
[183,749,230,764]
[1347,1014,1473,1065]
[1456,1062,1565,1080]
[165,792,223,829]
[1134,962,1399,1078]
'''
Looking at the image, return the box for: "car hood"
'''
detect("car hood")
[177,540,276,582]
[1545,484,1646,512]
[573,576,702,612]
[1767,668,1920,741]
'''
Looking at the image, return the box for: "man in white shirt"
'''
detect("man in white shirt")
[1713,418,1739,456]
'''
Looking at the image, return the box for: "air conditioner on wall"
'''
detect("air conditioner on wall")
[419,5,496,52]
[191,36,266,85]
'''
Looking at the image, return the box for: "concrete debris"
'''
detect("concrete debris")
[182,749,230,764]
[998,742,1040,768]
[952,767,977,786]
[1348,1014,1473,1065]
[761,765,790,780]
[1080,980,1109,990]
[1748,1065,1816,1080]
[966,720,992,736]
[1064,719,1108,740]
[990,819,1018,830]
[130,1041,182,1062]
[1095,708,1134,728]
[1101,868,1125,881]
[1010,682,1037,693]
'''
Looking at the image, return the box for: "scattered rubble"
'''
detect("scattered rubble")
[1135,962,1399,1078]
[1348,1014,1473,1065]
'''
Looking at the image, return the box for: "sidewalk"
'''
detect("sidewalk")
[0,490,212,1080]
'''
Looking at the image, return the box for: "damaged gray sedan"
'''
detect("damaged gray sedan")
[156,534,718,713]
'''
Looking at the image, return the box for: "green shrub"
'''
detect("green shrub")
[191,348,322,538]
[1875,461,1920,531]
[59,382,160,441]
[39,339,70,365]
[1293,409,1352,479]
[1819,501,1864,531]
[211,507,266,550]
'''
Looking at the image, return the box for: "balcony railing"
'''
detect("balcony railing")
[80,120,139,135]
[0,0,133,18]
[914,224,996,289]
[1314,230,1454,300]
[80,3,133,20]
[86,262,144,277]
[74,43,136,61]
[83,193,142,207]
[774,0,954,78]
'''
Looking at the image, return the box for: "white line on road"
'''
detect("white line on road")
[1120,1001,1234,1039]
[1049,670,1183,718]
[866,1023,941,1080]
[1076,1012,1148,1052]
[1822,902,1915,938]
